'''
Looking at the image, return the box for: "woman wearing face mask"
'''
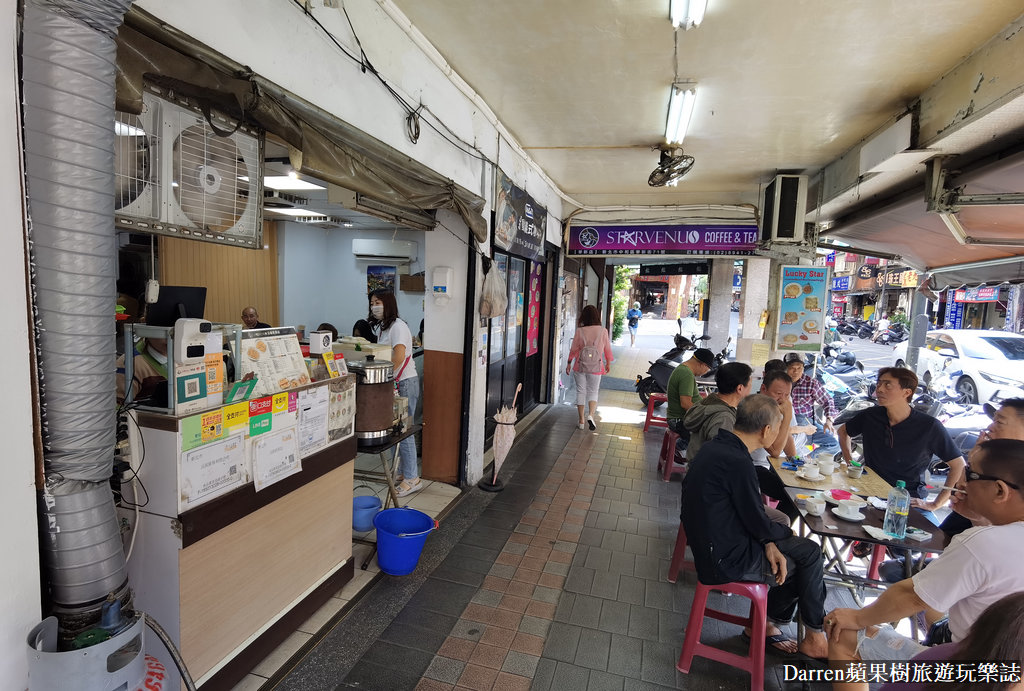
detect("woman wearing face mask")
[368,290,422,497]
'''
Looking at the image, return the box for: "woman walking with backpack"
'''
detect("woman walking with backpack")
[566,305,614,431]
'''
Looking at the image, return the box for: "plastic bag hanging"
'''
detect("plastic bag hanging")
[479,257,508,318]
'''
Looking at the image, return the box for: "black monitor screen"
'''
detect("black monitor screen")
[144,286,207,327]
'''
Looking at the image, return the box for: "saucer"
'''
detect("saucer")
[830,507,865,522]
[796,470,826,482]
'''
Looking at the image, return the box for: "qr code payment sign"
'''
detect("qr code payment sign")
[185,379,200,397]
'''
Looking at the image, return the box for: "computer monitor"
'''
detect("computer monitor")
[144,286,207,327]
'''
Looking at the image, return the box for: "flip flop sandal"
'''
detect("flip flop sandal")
[741,631,797,655]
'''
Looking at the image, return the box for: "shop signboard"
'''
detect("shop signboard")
[899,270,919,288]
[854,264,880,291]
[831,276,851,291]
[954,286,999,303]
[638,262,709,276]
[775,265,830,353]
[826,252,836,266]
[567,224,758,256]
[946,289,965,328]
[494,171,546,261]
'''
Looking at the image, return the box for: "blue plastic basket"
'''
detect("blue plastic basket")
[373,508,436,575]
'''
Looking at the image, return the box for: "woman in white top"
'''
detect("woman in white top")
[369,290,421,497]
[565,305,614,431]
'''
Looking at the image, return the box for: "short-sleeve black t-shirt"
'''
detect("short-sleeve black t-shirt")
[844,406,961,498]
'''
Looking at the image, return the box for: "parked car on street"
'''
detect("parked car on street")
[891,329,1024,404]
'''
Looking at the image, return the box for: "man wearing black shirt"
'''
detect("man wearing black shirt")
[682,395,828,658]
[838,367,964,511]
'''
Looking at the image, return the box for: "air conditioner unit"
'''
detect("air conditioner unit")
[760,174,808,244]
[352,238,417,263]
[114,89,265,247]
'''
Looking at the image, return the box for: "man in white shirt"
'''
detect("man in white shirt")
[870,312,890,342]
[825,438,1024,662]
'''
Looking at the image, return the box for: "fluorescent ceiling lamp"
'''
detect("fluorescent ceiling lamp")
[665,85,697,145]
[264,208,329,218]
[259,175,326,191]
[670,0,707,28]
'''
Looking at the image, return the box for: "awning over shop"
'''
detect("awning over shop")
[115,14,488,244]
[820,149,1024,289]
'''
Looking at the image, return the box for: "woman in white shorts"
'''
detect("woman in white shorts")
[565,305,614,431]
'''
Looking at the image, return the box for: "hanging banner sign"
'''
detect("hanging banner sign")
[854,264,880,291]
[954,286,999,303]
[567,224,758,256]
[831,295,848,303]
[946,289,965,328]
[775,265,830,353]
[831,276,851,291]
[638,262,709,276]
[494,172,546,261]
[826,252,836,266]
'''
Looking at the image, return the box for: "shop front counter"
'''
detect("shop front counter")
[121,376,356,690]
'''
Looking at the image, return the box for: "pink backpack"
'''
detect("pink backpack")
[576,331,604,374]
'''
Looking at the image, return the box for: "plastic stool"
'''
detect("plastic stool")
[667,522,696,583]
[846,542,886,580]
[761,493,779,509]
[657,429,688,482]
[677,580,770,691]
[643,393,668,432]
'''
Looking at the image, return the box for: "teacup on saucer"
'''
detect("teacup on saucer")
[832,507,865,521]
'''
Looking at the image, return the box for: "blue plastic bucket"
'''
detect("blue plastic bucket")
[352,494,382,532]
[373,508,437,575]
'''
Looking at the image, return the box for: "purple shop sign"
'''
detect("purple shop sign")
[567,224,758,256]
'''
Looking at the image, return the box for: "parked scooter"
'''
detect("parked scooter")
[700,336,732,382]
[635,318,708,406]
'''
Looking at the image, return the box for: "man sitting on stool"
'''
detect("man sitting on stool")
[682,394,829,658]
[665,347,715,441]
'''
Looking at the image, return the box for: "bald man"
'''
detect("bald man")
[241,306,271,329]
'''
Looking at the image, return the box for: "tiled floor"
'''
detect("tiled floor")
[236,326,869,690]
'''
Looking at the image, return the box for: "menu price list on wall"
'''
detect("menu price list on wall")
[237,327,310,397]
[775,265,830,353]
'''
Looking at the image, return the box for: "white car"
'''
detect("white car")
[891,329,1024,404]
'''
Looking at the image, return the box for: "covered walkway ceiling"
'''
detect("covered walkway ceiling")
[387,1,1024,277]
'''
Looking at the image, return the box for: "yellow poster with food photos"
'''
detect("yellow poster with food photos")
[775,265,829,353]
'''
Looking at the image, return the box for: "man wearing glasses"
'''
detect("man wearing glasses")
[837,367,965,512]
[825,438,1024,663]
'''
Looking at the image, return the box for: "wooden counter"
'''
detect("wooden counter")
[123,408,357,690]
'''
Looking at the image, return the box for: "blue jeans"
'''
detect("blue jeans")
[398,377,420,480]
[795,413,840,455]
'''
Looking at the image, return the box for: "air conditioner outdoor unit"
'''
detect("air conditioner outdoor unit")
[352,238,417,263]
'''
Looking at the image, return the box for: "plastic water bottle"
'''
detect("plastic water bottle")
[883,480,910,539]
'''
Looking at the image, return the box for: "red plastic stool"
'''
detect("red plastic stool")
[846,542,886,580]
[677,580,769,691]
[667,522,696,583]
[657,429,688,482]
[643,392,668,432]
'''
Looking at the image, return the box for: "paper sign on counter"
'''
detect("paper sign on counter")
[179,434,246,509]
[297,385,329,457]
[253,427,302,491]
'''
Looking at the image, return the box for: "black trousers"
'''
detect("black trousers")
[742,534,826,630]
[755,465,800,522]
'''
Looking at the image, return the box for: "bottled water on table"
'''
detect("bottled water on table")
[883,480,910,539]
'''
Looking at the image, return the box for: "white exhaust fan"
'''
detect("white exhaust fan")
[352,238,417,263]
[114,89,265,247]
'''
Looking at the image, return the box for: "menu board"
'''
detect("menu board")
[237,327,310,398]
[775,265,829,353]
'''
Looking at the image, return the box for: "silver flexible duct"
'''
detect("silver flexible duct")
[23,0,133,606]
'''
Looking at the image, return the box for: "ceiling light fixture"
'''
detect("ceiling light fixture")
[670,0,707,29]
[665,84,697,145]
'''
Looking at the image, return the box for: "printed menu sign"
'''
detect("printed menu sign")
[237,327,310,398]
[775,265,829,353]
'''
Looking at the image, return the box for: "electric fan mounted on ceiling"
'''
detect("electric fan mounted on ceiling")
[648,146,695,187]
[114,89,265,247]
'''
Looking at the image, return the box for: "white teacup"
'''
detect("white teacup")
[801,466,822,480]
[838,499,862,517]
[805,498,826,516]
[847,464,865,479]
[818,460,836,475]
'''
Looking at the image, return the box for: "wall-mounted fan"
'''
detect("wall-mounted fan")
[648,147,695,187]
[114,90,265,247]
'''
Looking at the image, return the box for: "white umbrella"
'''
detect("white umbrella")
[484,383,521,491]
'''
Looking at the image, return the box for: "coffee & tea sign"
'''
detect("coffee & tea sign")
[775,265,830,353]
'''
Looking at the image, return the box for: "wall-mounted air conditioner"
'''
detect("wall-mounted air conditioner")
[352,238,417,263]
